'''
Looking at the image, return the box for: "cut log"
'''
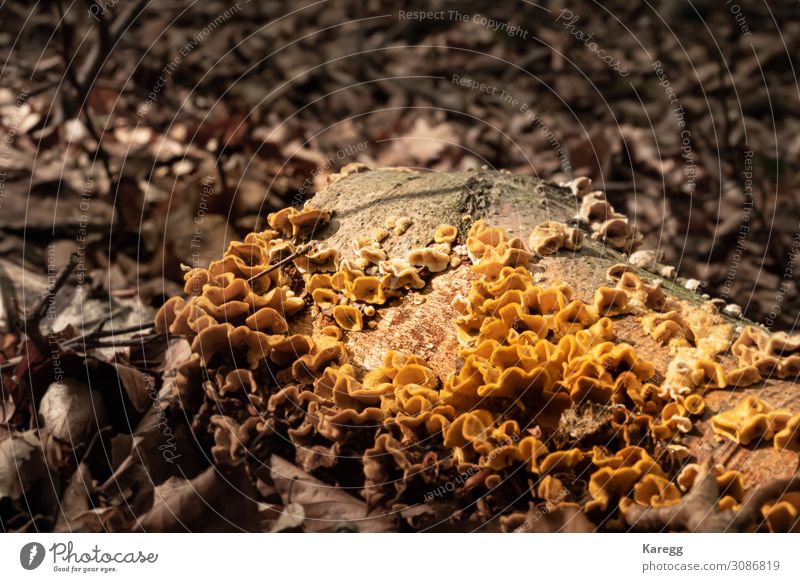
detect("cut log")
[299,165,799,490]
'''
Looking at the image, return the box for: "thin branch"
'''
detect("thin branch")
[61,321,156,348]
[0,261,22,333]
[78,425,113,465]
[109,0,149,41]
[54,0,115,203]
[23,253,79,354]
[0,357,22,372]
[53,0,150,233]
[70,333,165,351]
[0,321,159,370]
[246,243,312,284]
[76,0,149,97]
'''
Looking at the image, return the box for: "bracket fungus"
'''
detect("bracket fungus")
[407,247,450,273]
[619,473,682,514]
[761,492,800,532]
[732,326,800,379]
[774,413,800,451]
[293,247,338,273]
[154,204,800,532]
[434,224,459,244]
[710,396,793,446]
[380,260,426,290]
[393,216,413,235]
[562,176,593,198]
[575,191,643,252]
[332,304,363,331]
[528,221,582,255]
[586,446,666,513]
[268,205,331,239]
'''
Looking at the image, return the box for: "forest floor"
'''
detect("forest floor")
[1,0,799,532]
[1,0,798,330]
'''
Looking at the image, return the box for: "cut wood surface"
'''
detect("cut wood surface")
[302,166,799,489]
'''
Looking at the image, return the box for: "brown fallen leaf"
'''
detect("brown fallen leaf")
[54,463,102,533]
[0,430,47,501]
[270,501,305,532]
[39,378,106,444]
[136,464,261,532]
[127,395,206,485]
[110,359,155,413]
[270,455,394,533]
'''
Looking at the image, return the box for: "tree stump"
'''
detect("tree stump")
[302,165,799,492]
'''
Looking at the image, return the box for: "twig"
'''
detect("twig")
[0,356,22,372]
[27,254,79,325]
[71,333,164,350]
[54,0,114,181]
[54,3,102,141]
[10,513,52,533]
[53,0,150,230]
[74,0,149,101]
[245,243,312,284]
[0,261,22,332]
[22,253,79,354]
[78,425,113,465]
[1,305,157,369]
[61,321,156,348]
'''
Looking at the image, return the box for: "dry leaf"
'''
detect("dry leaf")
[136,465,260,532]
[39,379,105,444]
[270,455,394,533]
[0,430,47,501]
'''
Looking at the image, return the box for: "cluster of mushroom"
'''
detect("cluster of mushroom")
[412,221,695,517]
[565,176,643,253]
[641,308,711,349]
[271,348,447,445]
[710,395,800,450]
[155,233,308,396]
[732,326,800,380]
[631,265,768,399]
[153,206,362,461]
[761,492,800,532]
[528,221,582,255]
[304,222,464,333]
[153,200,799,530]
[672,461,800,532]
[153,204,450,461]
[306,217,466,333]
[676,463,747,511]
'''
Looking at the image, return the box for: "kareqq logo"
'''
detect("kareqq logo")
[20,542,46,570]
